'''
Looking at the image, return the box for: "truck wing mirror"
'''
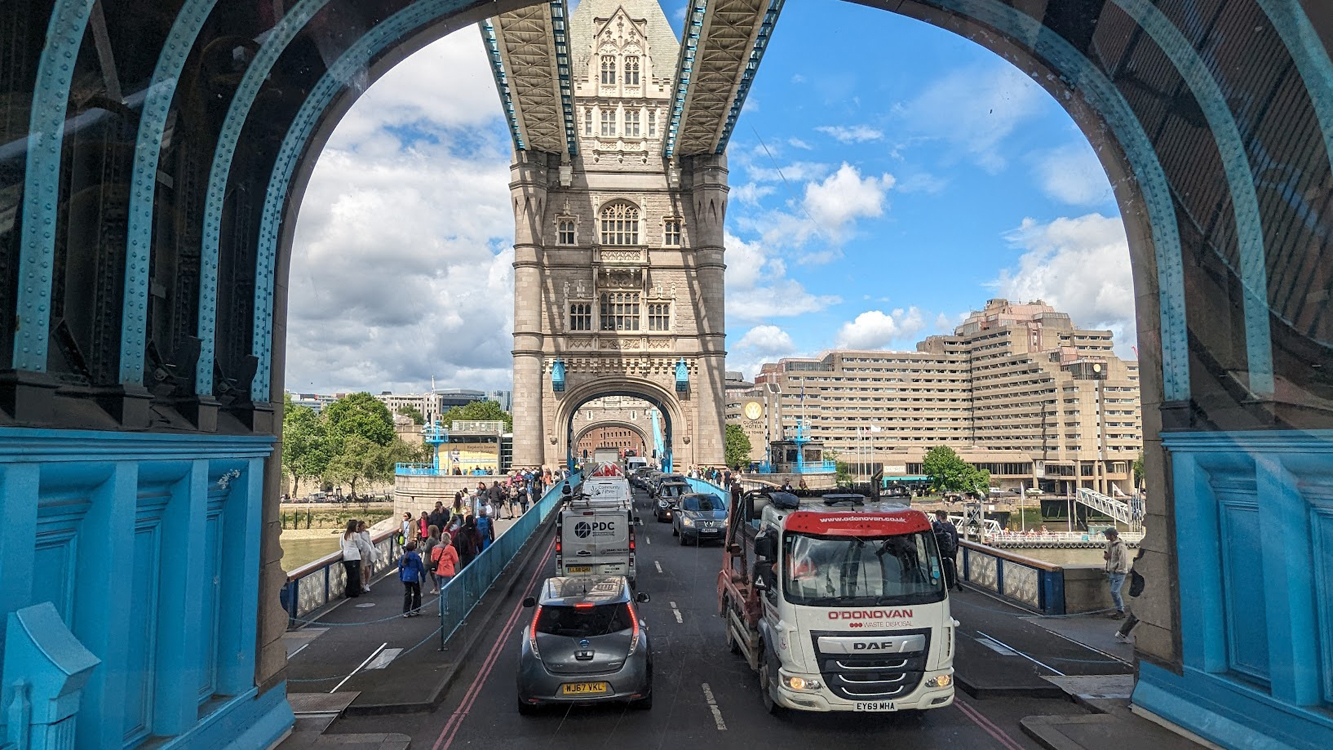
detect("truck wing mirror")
[522,596,536,608]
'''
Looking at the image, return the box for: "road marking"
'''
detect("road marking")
[331,642,387,693]
[974,630,1066,676]
[669,601,683,623]
[654,561,663,574]
[976,636,1017,656]
[701,683,727,731]
[646,536,651,544]
[364,647,403,670]
[955,699,1025,750]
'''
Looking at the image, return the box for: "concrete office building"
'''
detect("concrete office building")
[737,299,1142,495]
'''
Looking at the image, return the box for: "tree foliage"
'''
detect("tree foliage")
[1133,451,1145,490]
[282,394,331,499]
[922,445,991,496]
[724,423,752,468]
[324,392,395,447]
[397,405,426,425]
[438,399,512,431]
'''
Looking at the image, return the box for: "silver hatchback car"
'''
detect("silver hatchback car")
[517,575,653,714]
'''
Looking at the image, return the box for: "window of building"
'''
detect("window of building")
[663,217,682,246]
[557,218,576,245]
[601,110,615,137]
[648,302,670,331]
[600,292,640,331]
[599,202,639,245]
[624,56,640,85]
[648,110,657,137]
[625,109,640,137]
[584,107,592,135]
[601,55,616,85]
[570,302,592,331]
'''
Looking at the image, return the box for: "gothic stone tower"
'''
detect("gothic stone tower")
[510,0,726,470]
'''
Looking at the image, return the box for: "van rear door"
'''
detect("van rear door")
[559,508,631,577]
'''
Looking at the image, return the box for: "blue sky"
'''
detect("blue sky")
[287,0,1133,394]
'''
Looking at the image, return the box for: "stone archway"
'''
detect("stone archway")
[553,375,689,471]
[571,419,653,462]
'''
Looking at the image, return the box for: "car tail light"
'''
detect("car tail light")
[529,605,542,658]
[627,602,641,654]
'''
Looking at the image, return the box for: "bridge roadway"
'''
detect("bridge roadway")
[317,487,1125,748]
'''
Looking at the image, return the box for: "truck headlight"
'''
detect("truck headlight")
[781,675,822,691]
[925,674,952,688]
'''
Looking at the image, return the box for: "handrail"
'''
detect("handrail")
[285,526,398,582]
[959,539,1062,572]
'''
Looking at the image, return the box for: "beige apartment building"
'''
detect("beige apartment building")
[731,299,1142,495]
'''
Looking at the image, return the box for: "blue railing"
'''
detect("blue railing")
[395,462,438,475]
[283,527,404,626]
[437,473,579,646]
[958,540,1065,615]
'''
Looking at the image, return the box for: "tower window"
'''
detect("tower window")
[601,110,615,137]
[570,303,592,331]
[648,302,671,331]
[625,56,640,85]
[600,292,640,331]
[599,202,640,245]
[663,218,682,246]
[625,110,640,137]
[557,219,576,245]
[601,55,616,85]
[584,107,592,135]
[648,110,657,137]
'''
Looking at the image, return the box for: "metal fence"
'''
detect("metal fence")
[958,540,1066,615]
[284,528,404,627]
[436,473,579,647]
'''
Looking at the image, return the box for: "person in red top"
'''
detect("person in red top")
[431,531,460,587]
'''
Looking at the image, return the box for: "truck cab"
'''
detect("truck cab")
[718,487,955,714]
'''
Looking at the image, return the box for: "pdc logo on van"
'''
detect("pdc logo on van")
[573,521,616,538]
[827,609,914,621]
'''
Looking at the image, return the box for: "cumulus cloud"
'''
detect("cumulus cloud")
[896,63,1046,173]
[286,32,516,394]
[1031,141,1113,206]
[816,125,884,143]
[834,307,927,350]
[735,325,796,355]
[732,182,776,206]
[991,213,1137,356]
[737,163,894,255]
[726,232,841,322]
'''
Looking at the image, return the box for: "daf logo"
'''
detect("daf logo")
[575,522,592,538]
[854,641,896,651]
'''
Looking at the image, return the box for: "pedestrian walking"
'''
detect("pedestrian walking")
[421,525,441,594]
[477,507,495,552]
[1116,546,1148,641]
[428,502,447,534]
[1103,528,1129,618]
[397,541,426,617]
[399,512,412,544]
[339,519,367,598]
[432,531,460,587]
[452,490,464,516]
[932,510,962,592]
[455,516,480,568]
[358,520,378,593]
[417,511,429,541]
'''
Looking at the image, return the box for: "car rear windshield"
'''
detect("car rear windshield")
[660,483,687,497]
[536,603,633,637]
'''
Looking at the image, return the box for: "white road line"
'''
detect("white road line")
[288,643,310,659]
[646,536,651,544]
[974,630,1066,676]
[331,642,387,693]
[702,683,727,731]
[654,561,663,574]
[669,600,683,623]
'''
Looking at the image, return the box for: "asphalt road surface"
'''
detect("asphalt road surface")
[332,488,1085,748]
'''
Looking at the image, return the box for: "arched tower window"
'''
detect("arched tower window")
[601,55,616,85]
[625,56,640,85]
[599,202,640,245]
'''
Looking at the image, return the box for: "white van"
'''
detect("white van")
[626,456,650,473]
[580,476,633,509]
[556,505,637,585]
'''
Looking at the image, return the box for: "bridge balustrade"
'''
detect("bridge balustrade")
[958,540,1067,616]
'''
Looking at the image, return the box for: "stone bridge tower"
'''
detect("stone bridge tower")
[509,0,726,470]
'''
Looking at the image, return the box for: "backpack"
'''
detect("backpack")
[477,516,492,540]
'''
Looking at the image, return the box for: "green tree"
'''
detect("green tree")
[281,393,331,500]
[922,445,991,496]
[326,434,395,499]
[724,423,752,468]
[397,405,426,425]
[1133,451,1145,491]
[835,461,852,487]
[438,399,513,431]
[324,392,395,447]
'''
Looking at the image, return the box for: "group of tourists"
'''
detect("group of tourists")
[685,466,736,484]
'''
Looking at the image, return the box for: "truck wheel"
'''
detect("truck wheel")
[758,648,782,715]
[722,603,741,655]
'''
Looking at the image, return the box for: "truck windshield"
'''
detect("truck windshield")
[781,531,945,606]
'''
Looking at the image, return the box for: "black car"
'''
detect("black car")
[652,481,690,522]
[650,474,688,498]
[672,493,728,546]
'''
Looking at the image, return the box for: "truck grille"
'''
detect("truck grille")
[809,629,930,701]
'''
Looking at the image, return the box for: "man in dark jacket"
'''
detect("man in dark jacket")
[933,510,962,592]
[428,501,447,532]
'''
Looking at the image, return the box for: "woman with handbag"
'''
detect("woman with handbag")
[340,520,365,598]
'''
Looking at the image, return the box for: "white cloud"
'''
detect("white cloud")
[1031,142,1112,206]
[787,137,813,150]
[732,182,776,206]
[834,307,926,349]
[803,163,895,233]
[726,232,841,322]
[735,325,795,355]
[816,125,884,143]
[896,172,949,194]
[286,32,516,394]
[745,160,833,184]
[791,73,807,84]
[896,63,1046,173]
[991,213,1137,356]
